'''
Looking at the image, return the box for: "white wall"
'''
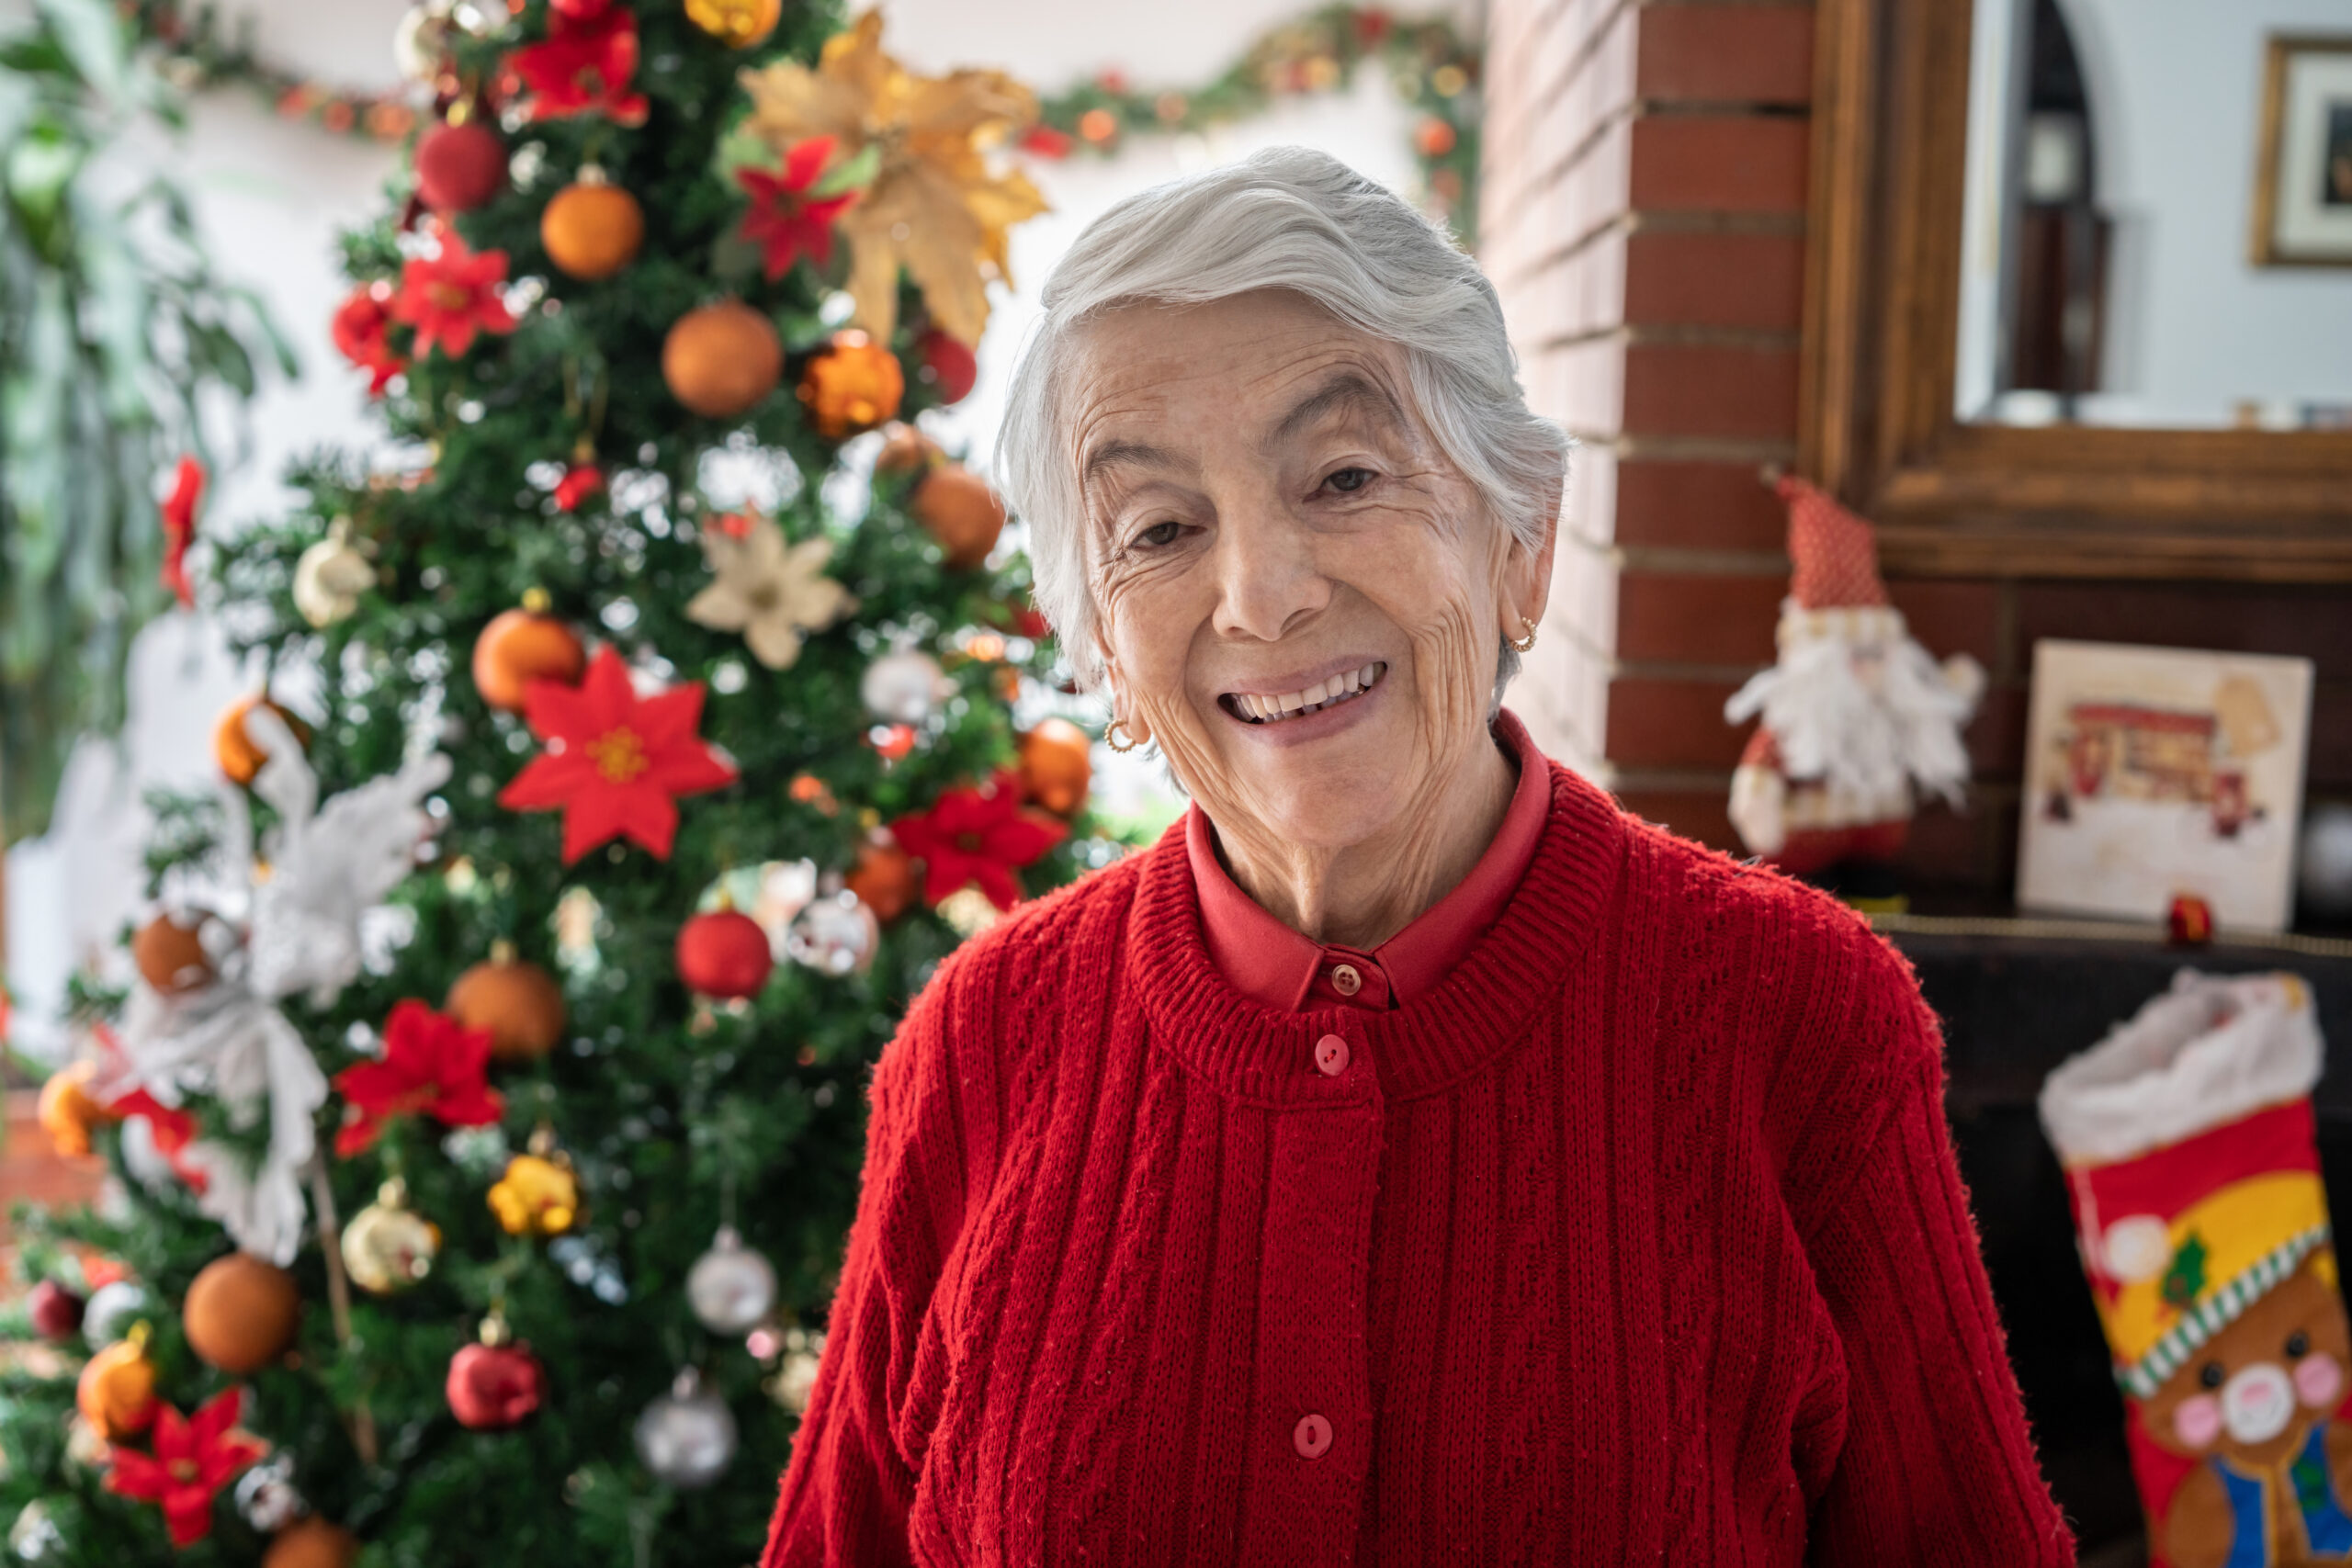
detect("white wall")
[1963,0,2352,426]
[5,0,1449,1058]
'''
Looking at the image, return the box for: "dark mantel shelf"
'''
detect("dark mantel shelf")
[1879,919,2352,1563]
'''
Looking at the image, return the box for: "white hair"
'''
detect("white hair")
[995,146,1569,698]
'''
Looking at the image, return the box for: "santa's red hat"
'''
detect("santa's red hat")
[1778,476,1890,610]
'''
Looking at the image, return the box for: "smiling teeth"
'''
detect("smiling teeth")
[1235,663,1385,723]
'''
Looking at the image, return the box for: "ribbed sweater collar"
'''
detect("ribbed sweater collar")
[1126,745,1628,1105]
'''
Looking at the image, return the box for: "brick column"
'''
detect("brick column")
[1482,0,1814,845]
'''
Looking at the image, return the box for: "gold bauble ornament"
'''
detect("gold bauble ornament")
[489,1134,580,1237]
[684,0,780,48]
[796,329,903,440]
[183,1253,303,1373]
[37,1060,118,1158]
[541,170,644,280]
[341,1179,440,1294]
[1017,717,1092,816]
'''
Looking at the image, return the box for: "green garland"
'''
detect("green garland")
[127,1,1483,243]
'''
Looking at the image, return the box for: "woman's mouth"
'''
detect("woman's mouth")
[1219,662,1387,725]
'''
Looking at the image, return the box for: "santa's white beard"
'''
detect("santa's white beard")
[1725,625,1980,807]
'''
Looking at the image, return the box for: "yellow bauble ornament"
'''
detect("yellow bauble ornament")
[684,0,779,47]
[37,1060,118,1158]
[489,1150,580,1237]
[797,329,903,440]
[76,1328,157,1440]
[342,1179,440,1294]
[541,172,644,280]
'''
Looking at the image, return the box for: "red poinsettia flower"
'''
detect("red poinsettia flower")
[106,1086,209,1193]
[104,1387,268,1548]
[331,279,407,394]
[737,136,860,281]
[390,227,517,360]
[506,5,649,126]
[333,999,504,1157]
[553,461,605,512]
[498,645,737,864]
[888,770,1069,910]
[158,457,203,609]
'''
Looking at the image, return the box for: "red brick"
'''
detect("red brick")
[1636,6,1815,106]
[1628,116,1810,213]
[1886,580,2002,670]
[1611,784,1744,856]
[1623,342,1801,440]
[1616,570,1785,664]
[1623,230,1805,332]
[1605,675,1752,768]
[1614,459,1790,552]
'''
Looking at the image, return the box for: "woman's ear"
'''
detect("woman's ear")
[1498,492,1560,637]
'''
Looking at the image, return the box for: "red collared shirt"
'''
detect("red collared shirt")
[1183,706,1554,1012]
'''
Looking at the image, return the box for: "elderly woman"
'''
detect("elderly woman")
[762,148,2074,1566]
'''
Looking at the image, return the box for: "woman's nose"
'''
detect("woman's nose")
[1207,507,1330,645]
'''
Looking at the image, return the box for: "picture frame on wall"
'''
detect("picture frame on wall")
[2018,641,2313,932]
[2251,34,2352,267]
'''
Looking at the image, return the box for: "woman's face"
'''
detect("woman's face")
[1066,289,1550,853]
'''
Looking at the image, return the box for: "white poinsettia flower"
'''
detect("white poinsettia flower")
[685,512,854,671]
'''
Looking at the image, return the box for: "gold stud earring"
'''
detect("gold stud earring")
[1106,720,1142,753]
[1508,615,1538,654]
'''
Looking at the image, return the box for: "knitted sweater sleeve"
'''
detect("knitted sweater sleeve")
[761,963,973,1568]
[1799,947,2079,1566]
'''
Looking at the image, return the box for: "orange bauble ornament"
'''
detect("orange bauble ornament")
[215,696,312,786]
[134,908,214,993]
[540,171,644,280]
[38,1061,117,1158]
[77,1329,158,1439]
[663,300,783,419]
[446,942,568,1064]
[845,838,918,923]
[472,599,586,713]
[797,330,904,439]
[264,1518,361,1568]
[873,421,943,479]
[912,467,1006,570]
[183,1253,302,1373]
[1018,717,1092,816]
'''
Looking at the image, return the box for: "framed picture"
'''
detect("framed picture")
[2251,35,2352,266]
[2018,641,2313,932]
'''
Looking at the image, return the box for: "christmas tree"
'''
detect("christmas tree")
[2,4,1107,1562]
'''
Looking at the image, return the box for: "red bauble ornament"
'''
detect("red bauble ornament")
[415,120,508,213]
[917,328,978,404]
[676,908,774,1000]
[447,1339,545,1429]
[28,1280,85,1342]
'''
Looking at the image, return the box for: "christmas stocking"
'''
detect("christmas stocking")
[2041,969,2352,1568]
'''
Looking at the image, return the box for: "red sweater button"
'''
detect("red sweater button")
[1314,1034,1350,1076]
[1294,1413,1332,1459]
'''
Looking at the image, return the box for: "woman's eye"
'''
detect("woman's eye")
[1136,520,1182,547]
[1322,467,1374,494]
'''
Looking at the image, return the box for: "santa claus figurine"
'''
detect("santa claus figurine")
[1722,476,1985,902]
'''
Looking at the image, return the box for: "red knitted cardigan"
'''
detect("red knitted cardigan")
[761,755,2077,1566]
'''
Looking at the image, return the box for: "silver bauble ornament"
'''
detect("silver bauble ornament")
[860,650,948,725]
[634,1369,738,1489]
[686,1226,777,1335]
[342,1179,440,1294]
[392,0,457,83]
[83,1280,149,1349]
[2300,803,2352,922]
[786,891,878,976]
[9,1499,62,1561]
[293,520,377,629]
[233,1451,307,1533]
